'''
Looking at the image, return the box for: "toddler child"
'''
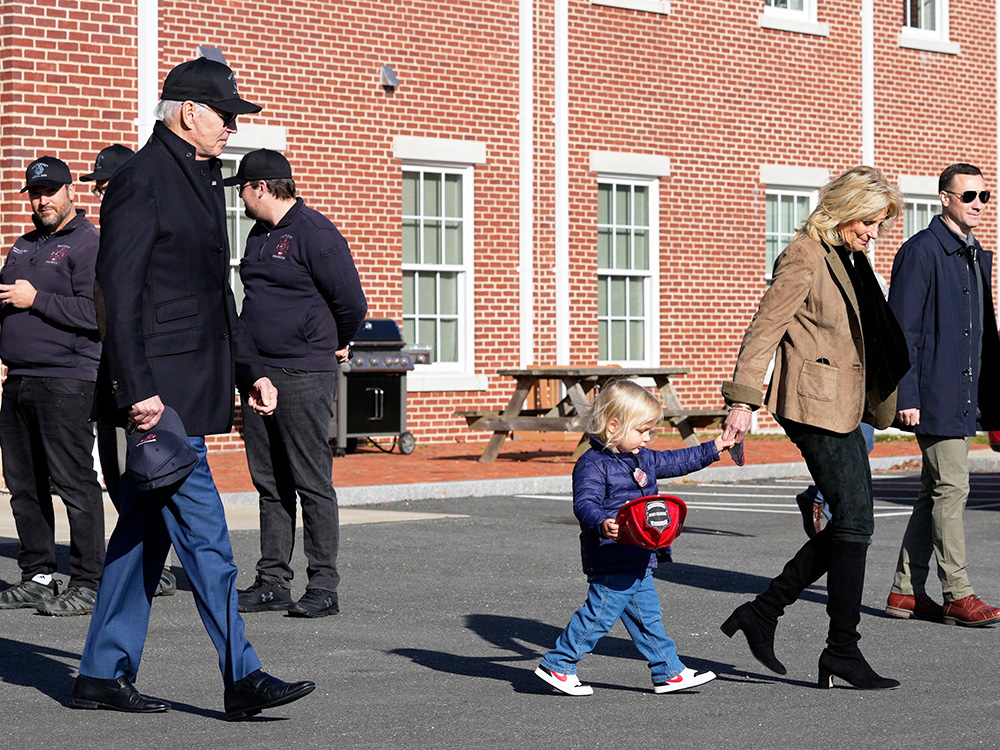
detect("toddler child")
[535,378,735,696]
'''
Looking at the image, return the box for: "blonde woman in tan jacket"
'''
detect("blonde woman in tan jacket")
[719,166,910,690]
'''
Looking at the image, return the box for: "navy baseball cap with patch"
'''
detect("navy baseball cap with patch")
[223,149,292,186]
[125,406,197,492]
[81,144,135,182]
[21,156,72,193]
[160,58,262,114]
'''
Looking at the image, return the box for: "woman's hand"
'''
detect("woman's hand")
[722,408,753,443]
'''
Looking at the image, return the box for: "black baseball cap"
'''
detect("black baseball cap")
[80,144,135,182]
[223,149,293,186]
[21,156,72,193]
[160,58,262,114]
[125,406,198,492]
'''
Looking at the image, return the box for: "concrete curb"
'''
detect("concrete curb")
[220,447,1000,507]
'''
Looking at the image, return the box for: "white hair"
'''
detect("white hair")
[153,99,183,124]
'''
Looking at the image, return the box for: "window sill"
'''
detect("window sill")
[407,371,489,393]
[758,13,830,38]
[590,0,670,14]
[898,31,960,55]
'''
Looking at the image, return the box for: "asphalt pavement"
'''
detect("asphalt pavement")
[2,469,1000,749]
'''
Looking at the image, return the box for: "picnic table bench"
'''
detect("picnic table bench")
[458,366,728,463]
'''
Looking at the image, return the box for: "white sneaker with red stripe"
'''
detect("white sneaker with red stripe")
[534,664,594,696]
[653,668,717,694]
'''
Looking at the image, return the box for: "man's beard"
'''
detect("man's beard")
[35,207,70,232]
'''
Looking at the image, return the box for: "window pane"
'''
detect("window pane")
[418,319,437,353]
[598,320,608,360]
[610,320,626,360]
[440,273,458,315]
[779,196,795,235]
[634,186,648,226]
[629,320,644,361]
[766,194,778,231]
[439,319,458,362]
[444,221,462,265]
[615,230,629,269]
[444,174,462,217]
[402,172,418,215]
[597,228,612,268]
[634,230,648,270]
[615,186,630,225]
[402,220,419,263]
[598,184,612,224]
[418,274,436,314]
[766,237,780,275]
[423,221,442,264]
[423,173,441,216]
[628,278,644,316]
[402,271,415,314]
[610,277,626,316]
[597,277,607,315]
[403,318,415,344]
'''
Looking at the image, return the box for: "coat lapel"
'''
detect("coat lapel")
[824,243,860,322]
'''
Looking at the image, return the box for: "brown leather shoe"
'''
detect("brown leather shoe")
[942,594,1000,627]
[885,592,944,621]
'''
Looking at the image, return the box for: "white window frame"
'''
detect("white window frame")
[395,137,486,392]
[595,176,660,367]
[899,174,943,240]
[220,124,288,313]
[764,187,817,283]
[899,0,959,55]
[759,0,830,37]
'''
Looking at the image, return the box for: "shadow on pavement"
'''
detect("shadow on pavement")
[392,613,818,693]
[0,636,79,705]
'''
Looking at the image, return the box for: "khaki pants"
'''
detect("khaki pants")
[891,435,973,602]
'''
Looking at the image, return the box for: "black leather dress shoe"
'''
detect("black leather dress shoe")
[72,674,171,712]
[224,669,315,721]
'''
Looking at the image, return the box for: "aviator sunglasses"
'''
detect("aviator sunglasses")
[944,190,991,204]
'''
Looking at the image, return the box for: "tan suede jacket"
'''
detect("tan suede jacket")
[721,236,897,432]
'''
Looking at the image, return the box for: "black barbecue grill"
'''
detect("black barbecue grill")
[329,319,430,456]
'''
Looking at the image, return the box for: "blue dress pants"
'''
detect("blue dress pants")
[79,438,260,687]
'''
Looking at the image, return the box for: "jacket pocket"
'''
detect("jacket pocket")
[144,328,199,358]
[155,296,198,323]
[796,359,838,402]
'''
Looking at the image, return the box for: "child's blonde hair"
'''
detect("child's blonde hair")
[578,378,663,447]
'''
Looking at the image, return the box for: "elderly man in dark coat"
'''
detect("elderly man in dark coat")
[72,58,314,720]
[884,162,1000,627]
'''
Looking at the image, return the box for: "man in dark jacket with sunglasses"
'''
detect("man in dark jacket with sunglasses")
[73,57,314,720]
[885,162,1000,627]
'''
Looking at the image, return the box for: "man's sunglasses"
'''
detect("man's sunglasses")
[197,103,238,129]
[945,190,991,204]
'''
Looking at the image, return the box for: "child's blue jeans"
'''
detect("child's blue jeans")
[540,568,685,683]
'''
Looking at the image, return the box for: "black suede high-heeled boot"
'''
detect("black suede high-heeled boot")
[818,540,899,690]
[721,529,831,675]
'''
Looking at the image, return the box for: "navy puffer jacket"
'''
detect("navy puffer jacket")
[573,435,719,575]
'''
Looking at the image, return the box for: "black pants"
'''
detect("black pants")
[779,417,875,544]
[0,375,105,589]
[241,366,340,592]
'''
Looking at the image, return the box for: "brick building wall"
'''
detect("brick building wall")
[0,1,995,452]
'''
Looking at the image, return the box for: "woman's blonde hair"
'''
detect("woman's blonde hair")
[795,166,903,247]
[577,378,662,447]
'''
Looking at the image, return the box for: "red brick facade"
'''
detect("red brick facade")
[0,1,994,450]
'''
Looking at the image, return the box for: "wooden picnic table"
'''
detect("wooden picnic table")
[457,366,728,463]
